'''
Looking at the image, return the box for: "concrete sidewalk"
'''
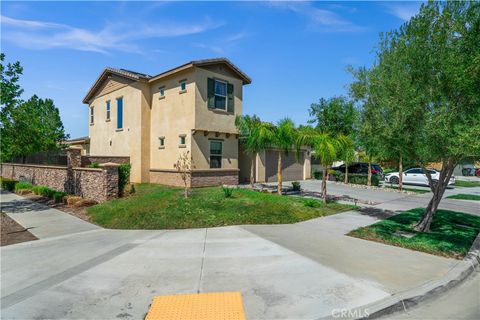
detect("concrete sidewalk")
[0,191,100,239]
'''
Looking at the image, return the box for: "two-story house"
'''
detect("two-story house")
[83,58,311,187]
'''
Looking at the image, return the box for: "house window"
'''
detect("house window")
[116,97,123,130]
[159,86,165,98]
[208,78,233,112]
[209,140,222,168]
[214,80,227,110]
[179,80,186,92]
[179,135,186,146]
[159,137,165,148]
[106,101,111,120]
[90,106,94,124]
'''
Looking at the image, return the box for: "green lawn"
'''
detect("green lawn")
[87,184,355,229]
[348,208,480,259]
[447,194,480,201]
[455,180,480,188]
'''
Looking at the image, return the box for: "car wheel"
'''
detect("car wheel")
[390,176,399,184]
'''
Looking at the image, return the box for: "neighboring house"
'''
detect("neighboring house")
[61,136,90,155]
[83,58,311,186]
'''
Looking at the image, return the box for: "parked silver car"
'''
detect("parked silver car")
[384,168,455,187]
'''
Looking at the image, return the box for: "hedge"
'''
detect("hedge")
[0,177,18,191]
[337,173,380,186]
[118,163,131,196]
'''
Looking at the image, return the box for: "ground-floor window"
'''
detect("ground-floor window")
[209,140,222,168]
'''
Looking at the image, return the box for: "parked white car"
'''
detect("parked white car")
[384,168,455,187]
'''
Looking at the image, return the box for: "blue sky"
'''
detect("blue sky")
[1,1,422,138]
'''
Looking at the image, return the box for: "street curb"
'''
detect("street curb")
[344,232,480,319]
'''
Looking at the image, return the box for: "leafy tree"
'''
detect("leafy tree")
[308,96,357,136]
[351,1,480,231]
[272,118,297,195]
[235,115,275,186]
[338,136,356,183]
[0,54,68,162]
[2,95,68,162]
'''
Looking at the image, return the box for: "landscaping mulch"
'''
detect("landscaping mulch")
[1,212,38,246]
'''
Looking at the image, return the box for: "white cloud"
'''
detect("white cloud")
[267,1,366,32]
[0,15,222,54]
[194,31,249,55]
[385,2,422,21]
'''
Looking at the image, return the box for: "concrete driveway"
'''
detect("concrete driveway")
[0,192,467,319]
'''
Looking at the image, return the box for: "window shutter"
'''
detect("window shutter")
[207,78,215,108]
[227,83,234,113]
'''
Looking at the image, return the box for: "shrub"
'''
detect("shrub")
[291,181,301,191]
[87,162,101,168]
[40,187,56,198]
[304,198,321,207]
[222,186,234,198]
[129,184,136,195]
[118,163,131,196]
[0,177,18,191]
[338,173,380,186]
[313,171,322,179]
[15,181,33,191]
[32,185,45,195]
[53,191,67,203]
[66,195,83,206]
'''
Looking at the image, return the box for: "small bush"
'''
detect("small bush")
[304,198,321,207]
[73,199,97,207]
[129,184,136,195]
[40,187,56,198]
[53,191,67,203]
[291,181,301,191]
[222,186,234,198]
[87,162,101,168]
[15,181,33,191]
[313,171,322,179]
[118,163,131,196]
[0,177,18,191]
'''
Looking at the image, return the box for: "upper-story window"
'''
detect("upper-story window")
[207,78,234,113]
[116,97,123,130]
[179,134,186,147]
[179,80,186,92]
[106,100,111,121]
[214,80,227,110]
[159,86,165,98]
[90,106,94,124]
[159,137,165,149]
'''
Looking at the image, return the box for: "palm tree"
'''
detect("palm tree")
[297,127,345,203]
[272,118,297,195]
[235,115,275,187]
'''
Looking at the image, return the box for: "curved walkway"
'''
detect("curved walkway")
[0,190,466,319]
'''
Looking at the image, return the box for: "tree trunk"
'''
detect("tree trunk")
[367,159,372,186]
[414,159,455,232]
[344,164,349,184]
[250,156,255,187]
[398,155,403,192]
[321,166,327,203]
[277,151,283,195]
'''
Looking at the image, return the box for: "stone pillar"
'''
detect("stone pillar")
[67,146,82,168]
[100,162,120,201]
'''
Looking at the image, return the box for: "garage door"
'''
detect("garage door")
[265,150,304,182]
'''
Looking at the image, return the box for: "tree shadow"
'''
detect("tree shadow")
[1,191,51,214]
[356,207,399,219]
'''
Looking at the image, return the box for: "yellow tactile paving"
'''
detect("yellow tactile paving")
[145,292,246,320]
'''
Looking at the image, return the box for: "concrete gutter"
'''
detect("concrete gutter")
[320,232,480,319]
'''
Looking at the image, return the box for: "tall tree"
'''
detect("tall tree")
[0,55,68,161]
[235,115,275,186]
[351,1,480,231]
[273,118,297,195]
[1,95,68,162]
[308,96,357,136]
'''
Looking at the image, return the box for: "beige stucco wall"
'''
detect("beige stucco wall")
[194,66,243,134]
[149,69,195,171]
[87,78,150,182]
[191,132,238,170]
